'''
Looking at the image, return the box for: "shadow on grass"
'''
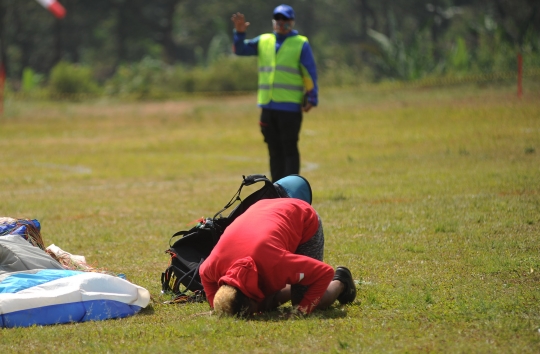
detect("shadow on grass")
[248,305,349,322]
[138,304,155,316]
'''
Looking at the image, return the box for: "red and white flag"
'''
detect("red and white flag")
[35,0,66,19]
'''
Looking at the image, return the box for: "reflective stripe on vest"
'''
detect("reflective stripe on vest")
[257,34,307,105]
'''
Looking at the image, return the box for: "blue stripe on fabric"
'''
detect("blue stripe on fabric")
[0,270,83,294]
[0,300,142,328]
[0,219,40,236]
[10,226,29,236]
[0,222,17,235]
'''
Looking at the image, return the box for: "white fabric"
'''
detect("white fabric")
[0,271,150,314]
[35,0,55,8]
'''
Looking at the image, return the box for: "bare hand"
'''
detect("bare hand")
[231,12,250,33]
[302,102,313,112]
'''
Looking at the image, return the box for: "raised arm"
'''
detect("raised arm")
[231,12,259,56]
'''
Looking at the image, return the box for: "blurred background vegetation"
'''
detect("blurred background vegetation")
[0,0,539,99]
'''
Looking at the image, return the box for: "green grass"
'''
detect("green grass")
[1,82,539,353]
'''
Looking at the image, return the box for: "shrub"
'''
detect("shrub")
[48,61,99,97]
[22,67,44,92]
[319,61,373,87]
[104,57,167,99]
[194,55,257,92]
[105,55,257,98]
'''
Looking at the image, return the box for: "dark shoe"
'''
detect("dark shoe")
[333,266,356,304]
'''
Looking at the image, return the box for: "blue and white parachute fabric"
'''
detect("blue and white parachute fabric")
[0,269,151,328]
[0,217,45,250]
[0,217,151,328]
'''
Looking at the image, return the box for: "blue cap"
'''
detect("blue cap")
[274,175,312,204]
[273,4,295,19]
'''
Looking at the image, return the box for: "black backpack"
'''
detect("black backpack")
[161,174,282,303]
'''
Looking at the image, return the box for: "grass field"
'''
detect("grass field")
[1,82,539,353]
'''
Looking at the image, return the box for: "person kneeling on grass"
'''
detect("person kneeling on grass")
[199,197,356,316]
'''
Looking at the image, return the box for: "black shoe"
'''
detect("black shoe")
[333,266,356,304]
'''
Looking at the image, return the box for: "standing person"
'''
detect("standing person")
[231,4,319,182]
[199,198,356,317]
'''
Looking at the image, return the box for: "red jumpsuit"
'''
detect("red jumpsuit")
[199,198,334,314]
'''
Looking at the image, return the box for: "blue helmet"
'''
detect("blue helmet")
[274,175,312,204]
[273,4,295,20]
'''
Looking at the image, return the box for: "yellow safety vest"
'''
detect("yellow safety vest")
[257,34,307,105]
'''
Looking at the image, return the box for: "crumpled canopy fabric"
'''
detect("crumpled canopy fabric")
[0,235,64,275]
[0,269,151,328]
[0,217,151,328]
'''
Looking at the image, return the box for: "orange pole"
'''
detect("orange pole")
[517,53,523,98]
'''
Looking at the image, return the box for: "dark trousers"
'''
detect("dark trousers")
[259,109,303,182]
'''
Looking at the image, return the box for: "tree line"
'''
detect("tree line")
[0,0,538,92]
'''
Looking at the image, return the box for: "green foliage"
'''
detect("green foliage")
[21,67,44,92]
[48,61,99,97]
[104,55,257,99]
[468,26,518,74]
[2,0,540,87]
[206,32,232,66]
[104,57,168,99]
[367,28,439,81]
[447,36,470,73]
[193,55,257,92]
[318,62,373,87]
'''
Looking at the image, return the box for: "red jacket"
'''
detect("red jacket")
[199,198,334,314]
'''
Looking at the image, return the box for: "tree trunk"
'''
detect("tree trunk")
[0,1,7,75]
[161,0,181,64]
[358,0,368,40]
[52,18,62,67]
[115,2,127,67]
